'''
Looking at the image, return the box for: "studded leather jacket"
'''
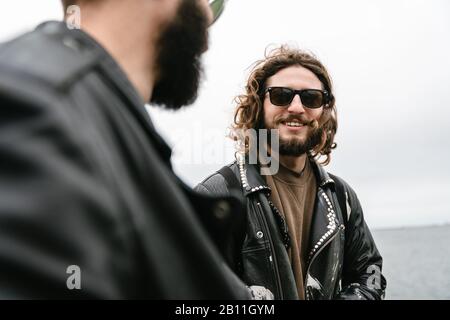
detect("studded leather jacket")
[195,156,386,300]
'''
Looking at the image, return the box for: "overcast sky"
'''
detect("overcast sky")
[1,0,449,229]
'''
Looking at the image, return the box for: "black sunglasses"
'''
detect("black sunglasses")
[265,87,331,109]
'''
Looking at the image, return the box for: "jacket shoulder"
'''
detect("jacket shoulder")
[194,162,238,196]
[0,22,99,91]
[328,172,366,224]
[328,173,357,196]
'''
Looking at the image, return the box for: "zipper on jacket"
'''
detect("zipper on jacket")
[304,224,344,300]
[255,201,284,300]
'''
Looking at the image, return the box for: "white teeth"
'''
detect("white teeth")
[285,122,303,127]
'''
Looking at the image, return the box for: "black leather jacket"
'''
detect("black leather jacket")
[0,21,251,299]
[196,156,387,300]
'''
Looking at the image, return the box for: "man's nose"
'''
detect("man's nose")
[287,94,306,113]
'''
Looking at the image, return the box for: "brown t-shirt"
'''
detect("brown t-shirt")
[265,159,316,300]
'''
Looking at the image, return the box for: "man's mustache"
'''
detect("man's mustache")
[275,116,319,129]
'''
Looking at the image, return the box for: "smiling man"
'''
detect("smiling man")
[0,0,259,299]
[196,46,387,300]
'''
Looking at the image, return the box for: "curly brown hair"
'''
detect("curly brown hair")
[231,45,337,165]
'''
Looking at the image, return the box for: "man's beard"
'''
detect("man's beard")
[150,0,209,110]
[278,128,322,156]
[266,115,323,157]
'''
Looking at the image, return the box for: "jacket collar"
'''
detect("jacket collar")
[36,22,174,165]
[310,159,335,188]
[237,154,335,196]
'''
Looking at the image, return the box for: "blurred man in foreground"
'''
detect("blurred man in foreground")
[0,0,264,299]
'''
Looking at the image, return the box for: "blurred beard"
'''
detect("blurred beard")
[150,0,209,110]
[267,115,322,157]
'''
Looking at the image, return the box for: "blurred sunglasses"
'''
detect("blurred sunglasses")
[265,87,331,109]
[209,0,228,24]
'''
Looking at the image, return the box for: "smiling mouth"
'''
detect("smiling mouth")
[281,120,306,128]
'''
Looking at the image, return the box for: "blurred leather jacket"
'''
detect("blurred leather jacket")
[0,21,252,299]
